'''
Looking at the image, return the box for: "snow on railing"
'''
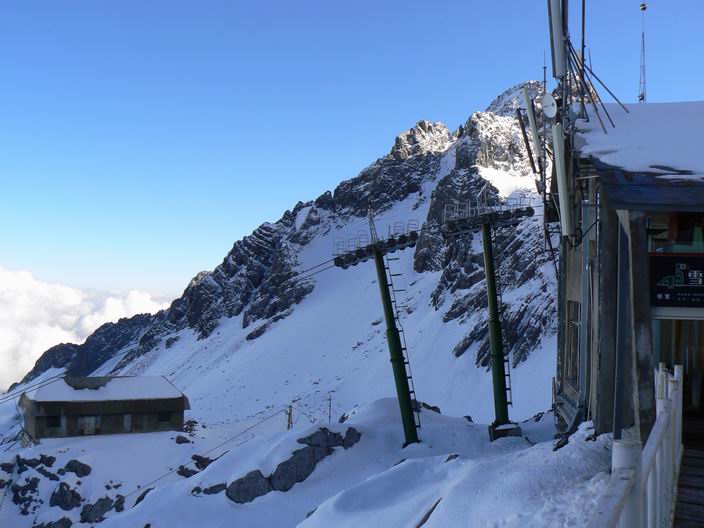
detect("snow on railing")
[587,364,683,528]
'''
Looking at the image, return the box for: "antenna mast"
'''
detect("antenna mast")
[639,3,647,103]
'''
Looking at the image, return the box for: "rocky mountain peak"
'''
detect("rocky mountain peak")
[389,120,452,160]
[484,80,543,117]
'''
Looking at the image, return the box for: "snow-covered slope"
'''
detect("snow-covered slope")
[0,81,586,528]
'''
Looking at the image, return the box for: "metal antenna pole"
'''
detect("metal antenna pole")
[639,3,647,103]
[369,210,419,446]
[481,223,510,429]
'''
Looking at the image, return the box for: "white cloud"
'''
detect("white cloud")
[0,268,171,391]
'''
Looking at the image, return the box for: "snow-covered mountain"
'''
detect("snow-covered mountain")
[0,81,609,528]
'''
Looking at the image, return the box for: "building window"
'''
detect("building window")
[158,412,171,423]
[46,416,61,428]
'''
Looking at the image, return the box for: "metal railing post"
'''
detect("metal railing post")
[612,439,642,528]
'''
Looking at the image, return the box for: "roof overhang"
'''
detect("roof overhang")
[590,158,704,212]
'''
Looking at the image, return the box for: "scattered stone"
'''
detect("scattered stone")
[34,517,72,528]
[80,496,114,524]
[225,470,272,504]
[444,453,459,462]
[12,477,40,514]
[175,435,191,444]
[40,454,57,467]
[182,420,198,433]
[36,466,60,481]
[191,454,212,470]
[203,483,226,495]
[49,482,82,511]
[134,487,153,506]
[17,456,41,468]
[0,462,14,473]
[164,336,180,349]
[64,459,91,477]
[0,478,7,489]
[177,465,198,478]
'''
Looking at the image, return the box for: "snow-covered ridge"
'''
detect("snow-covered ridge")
[1,80,570,528]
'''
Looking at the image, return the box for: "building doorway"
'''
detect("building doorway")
[78,415,100,435]
[653,318,704,449]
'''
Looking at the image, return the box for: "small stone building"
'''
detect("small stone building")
[19,376,190,441]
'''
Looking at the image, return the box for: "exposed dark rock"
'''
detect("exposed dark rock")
[225,470,272,504]
[226,427,361,503]
[114,495,125,512]
[12,477,40,515]
[80,496,114,524]
[0,478,7,489]
[36,466,60,481]
[175,435,191,444]
[64,459,91,477]
[49,482,82,511]
[134,487,153,506]
[177,466,198,478]
[413,401,441,414]
[40,455,56,467]
[245,324,268,341]
[1,462,14,473]
[191,455,212,471]
[164,336,180,349]
[34,517,73,528]
[269,446,321,492]
[445,453,459,462]
[17,456,41,468]
[203,483,226,495]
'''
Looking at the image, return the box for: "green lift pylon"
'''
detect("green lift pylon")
[481,223,511,429]
[442,202,534,441]
[369,214,419,446]
[332,210,421,446]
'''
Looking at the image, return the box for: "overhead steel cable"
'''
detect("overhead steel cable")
[0,374,65,406]
[122,406,290,500]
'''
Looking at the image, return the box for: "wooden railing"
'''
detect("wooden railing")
[587,364,683,528]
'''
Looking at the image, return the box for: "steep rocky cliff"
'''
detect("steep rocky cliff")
[17,80,555,389]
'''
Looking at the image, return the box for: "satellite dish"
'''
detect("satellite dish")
[541,93,558,119]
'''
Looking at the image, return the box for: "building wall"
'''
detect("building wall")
[32,410,185,439]
[21,397,187,440]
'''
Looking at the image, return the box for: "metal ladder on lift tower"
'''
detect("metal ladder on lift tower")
[492,229,513,407]
[385,255,422,433]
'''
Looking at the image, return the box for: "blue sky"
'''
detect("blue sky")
[1,0,702,296]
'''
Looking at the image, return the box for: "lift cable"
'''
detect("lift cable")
[122,405,290,500]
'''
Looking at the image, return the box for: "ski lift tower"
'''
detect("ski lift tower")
[333,210,421,447]
[442,186,534,441]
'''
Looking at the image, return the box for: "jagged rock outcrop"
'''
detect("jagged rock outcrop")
[226,427,362,504]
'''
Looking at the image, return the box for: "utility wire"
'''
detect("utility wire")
[0,375,65,406]
[123,406,290,500]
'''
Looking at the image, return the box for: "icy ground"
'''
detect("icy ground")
[1,399,610,528]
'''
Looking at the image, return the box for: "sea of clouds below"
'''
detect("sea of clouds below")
[0,267,171,391]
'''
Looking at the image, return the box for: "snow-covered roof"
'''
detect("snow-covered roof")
[26,376,185,403]
[575,101,704,181]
